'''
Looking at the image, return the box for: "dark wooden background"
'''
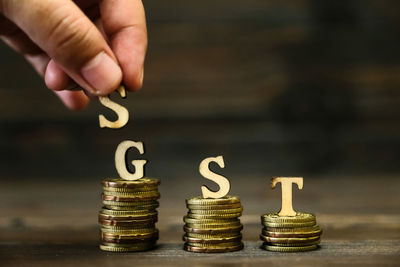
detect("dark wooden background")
[0,0,400,265]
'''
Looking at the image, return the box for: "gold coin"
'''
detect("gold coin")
[102,190,159,197]
[99,210,157,221]
[264,240,320,247]
[183,234,242,244]
[262,244,318,252]
[187,203,242,210]
[100,208,157,216]
[184,242,243,253]
[102,241,156,248]
[187,212,241,220]
[264,225,321,233]
[102,234,158,244]
[101,225,156,231]
[186,196,240,205]
[189,207,243,215]
[101,227,156,235]
[262,221,316,228]
[102,230,158,240]
[262,212,315,223]
[260,235,320,244]
[263,228,322,238]
[103,198,158,205]
[99,217,158,226]
[103,206,156,212]
[103,186,158,193]
[99,213,157,221]
[186,232,240,239]
[102,200,158,206]
[100,245,154,252]
[102,178,160,188]
[100,242,155,252]
[102,193,160,202]
[186,241,240,248]
[183,216,238,224]
[103,205,158,211]
[185,221,241,229]
[100,226,156,232]
[101,238,156,245]
[184,225,243,234]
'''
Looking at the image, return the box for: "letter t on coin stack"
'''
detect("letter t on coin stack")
[260,177,323,252]
[96,86,161,252]
[183,156,244,253]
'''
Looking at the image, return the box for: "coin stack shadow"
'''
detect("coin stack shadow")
[183,196,244,253]
[99,178,161,252]
[260,212,322,252]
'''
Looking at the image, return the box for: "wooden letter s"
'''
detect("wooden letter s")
[99,85,129,129]
[199,156,230,199]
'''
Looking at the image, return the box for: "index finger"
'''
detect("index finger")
[100,0,147,92]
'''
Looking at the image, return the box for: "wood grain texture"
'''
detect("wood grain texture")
[0,176,399,265]
[1,241,399,267]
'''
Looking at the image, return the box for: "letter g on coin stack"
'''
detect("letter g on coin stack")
[183,196,244,253]
[260,212,323,252]
[99,178,160,252]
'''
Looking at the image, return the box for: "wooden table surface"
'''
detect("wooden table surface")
[1,175,399,266]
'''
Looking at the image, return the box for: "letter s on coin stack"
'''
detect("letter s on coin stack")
[183,196,244,253]
[260,212,322,252]
[99,178,160,252]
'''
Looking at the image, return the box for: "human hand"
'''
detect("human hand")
[0,0,147,110]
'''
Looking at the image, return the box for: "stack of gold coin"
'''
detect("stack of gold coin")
[183,196,244,253]
[99,178,160,252]
[260,212,322,252]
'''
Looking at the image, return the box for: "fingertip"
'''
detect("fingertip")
[124,67,144,92]
[54,90,89,111]
[45,60,69,91]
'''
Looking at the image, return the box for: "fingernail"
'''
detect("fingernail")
[81,52,122,95]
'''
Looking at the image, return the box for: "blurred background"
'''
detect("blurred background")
[1,0,400,252]
[2,0,400,181]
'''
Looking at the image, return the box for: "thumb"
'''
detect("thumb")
[1,0,122,95]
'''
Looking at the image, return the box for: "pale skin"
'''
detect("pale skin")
[0,0,147,110]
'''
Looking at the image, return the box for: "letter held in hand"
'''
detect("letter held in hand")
[115,140,147,180]
[271,177,303,216]
[99,85,129,129]
[199,156,230,199]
